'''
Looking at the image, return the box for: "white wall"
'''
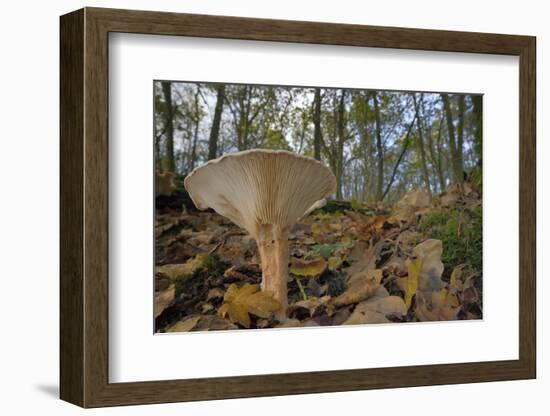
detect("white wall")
[0,0,546,414]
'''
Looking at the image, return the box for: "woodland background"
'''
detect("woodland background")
[154,82,482,202]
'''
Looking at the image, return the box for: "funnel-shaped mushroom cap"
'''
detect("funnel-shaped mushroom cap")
[184,149,336,238]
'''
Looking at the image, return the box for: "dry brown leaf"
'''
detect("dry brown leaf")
[431,287,460,309]
[155,257,203,280]
[357,295,408,317]
[450,264,467,290]
[415,292,459,322]
[344,310,390,325]
[167,315,201,332]
[276,318,302,328]
[154,285,175,318]
[413,239,445,292]
[333,269,382,307]
[288,296,332,319]
[206,287,225,302]
[194,315,238,331]
[414,293,439,321]
[346,240,384,285]
[397,190,431,209]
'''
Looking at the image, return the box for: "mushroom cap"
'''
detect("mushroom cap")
[184,149,336,238]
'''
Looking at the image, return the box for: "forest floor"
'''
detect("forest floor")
[154,182,482,333]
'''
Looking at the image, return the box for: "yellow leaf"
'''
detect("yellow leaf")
[290,258,327,277]
[228,303,252,328]
[245,291,281,318]
[167,315,201,332]
[218,283,281,328]
[405,257,422,309]
[218,303,230,318]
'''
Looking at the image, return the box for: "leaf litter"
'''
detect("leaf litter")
[155,181,482,332]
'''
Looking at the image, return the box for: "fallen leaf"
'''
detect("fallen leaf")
[218,283,281,328]
[333,269,382,307]
[155,273,171,291]
[206,287,225,302]
[405,257,422,309]
[167,315,201,332]
[440,192,460,207]
[415,292,459,322]
[276,318,302,328]
[344,310,390,325]
[154,285,175,318]
[414,293,439,321]
[346,240,384,285]
[397,190,431,209]
[155,256,204,280]
[357,295,407,317]
[193,315,238,331]
[288,296,332,319]
[431,287,460,309]
[290,258,327,277]
[450,264,466,290]
[413,239,445,292]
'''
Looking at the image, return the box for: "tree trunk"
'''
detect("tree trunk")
[472,95,482,166]
[413,94,432,196]
[372,92,384,200]
[381,115,416,200]
[442,93,461,183]
[433,116,446,192]
[208,84,225,160]
[189,89,201,171]
[335,90,346,199]
[161,81,175,173]
[313,88,322,160]
[154,135,162,172]
[457,94,465,177]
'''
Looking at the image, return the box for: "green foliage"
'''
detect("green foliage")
[263,129,291,150]
[418,206,482,280]
[469,166,482,191]
[350,197,362,211]
[307,244,332,259]
[196,253,225,276]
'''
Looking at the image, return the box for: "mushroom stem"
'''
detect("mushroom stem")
[257,225,289,318]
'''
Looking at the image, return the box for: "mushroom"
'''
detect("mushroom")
[184,149,336,317]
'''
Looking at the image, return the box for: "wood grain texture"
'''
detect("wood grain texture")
[59,8,84,406]
[59,7,537,408]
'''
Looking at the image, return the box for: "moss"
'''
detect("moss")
[418,206,482,280]
[173,254,225,298]
[196,253,225,276]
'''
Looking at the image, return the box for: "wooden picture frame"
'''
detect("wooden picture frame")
[60,7,536,408]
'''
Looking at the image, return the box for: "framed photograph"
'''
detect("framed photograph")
[60,7,536,408]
